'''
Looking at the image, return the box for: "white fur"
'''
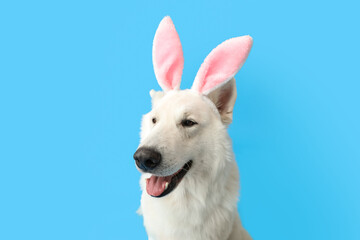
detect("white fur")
[135,81,252,240]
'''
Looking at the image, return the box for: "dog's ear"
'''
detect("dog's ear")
[206,78,237,124]
[191,36,253,124]
[153,16,184,92]
[149,89,165,108]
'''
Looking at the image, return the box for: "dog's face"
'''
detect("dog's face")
[133,17,252,198]
[138,90,219,176]
[134,80,237,198]
[134,90,223,197]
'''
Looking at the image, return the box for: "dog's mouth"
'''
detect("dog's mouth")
[146,160,192,198]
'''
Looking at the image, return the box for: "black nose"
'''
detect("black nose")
[133,147,162,171]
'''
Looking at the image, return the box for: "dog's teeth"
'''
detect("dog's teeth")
[165,182,169,190]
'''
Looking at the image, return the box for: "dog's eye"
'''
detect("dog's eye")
[181,119,197,127]
[152,118,157,124]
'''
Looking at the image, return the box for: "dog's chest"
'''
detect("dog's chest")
[140,192,235,240]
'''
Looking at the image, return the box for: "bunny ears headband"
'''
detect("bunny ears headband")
[153,16,253,95]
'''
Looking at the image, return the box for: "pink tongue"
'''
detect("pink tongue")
[146,175,171,197]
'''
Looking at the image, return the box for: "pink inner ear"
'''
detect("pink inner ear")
[192,36,253,94]
[152,16,184,91]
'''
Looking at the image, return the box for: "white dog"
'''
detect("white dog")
[133,16,253,240]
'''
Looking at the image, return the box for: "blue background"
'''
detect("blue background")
[0,0,359,239]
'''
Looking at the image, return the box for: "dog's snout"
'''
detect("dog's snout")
[133,147,162,171]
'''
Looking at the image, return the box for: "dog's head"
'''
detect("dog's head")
[133,17,252,198]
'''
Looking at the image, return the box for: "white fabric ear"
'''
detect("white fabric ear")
[192,36,253,95]
[152,16,184,91]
